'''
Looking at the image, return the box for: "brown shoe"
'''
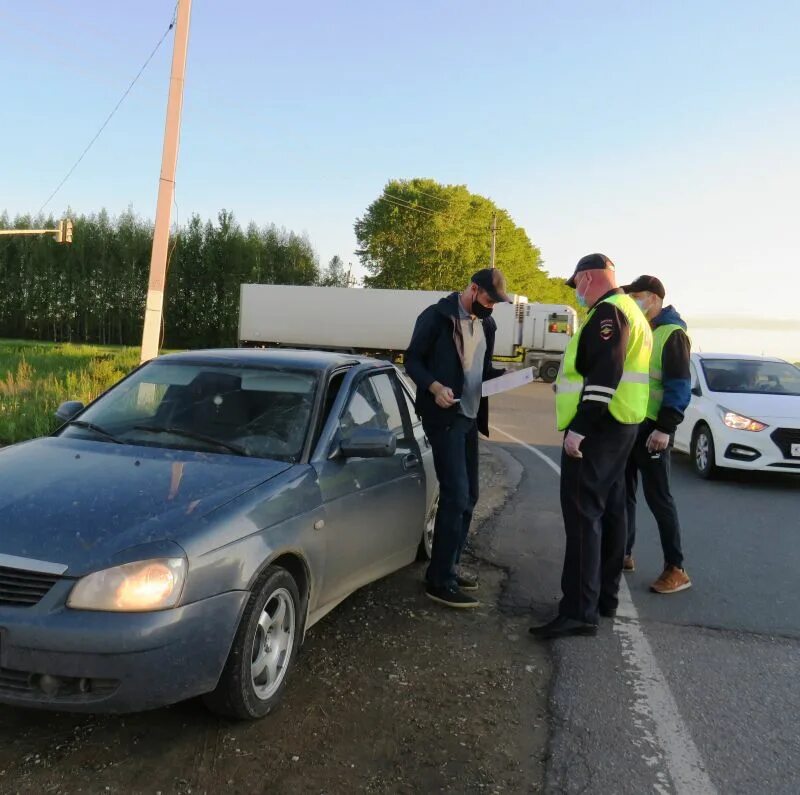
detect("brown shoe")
[651,566,692,594]
[623,555,635,572]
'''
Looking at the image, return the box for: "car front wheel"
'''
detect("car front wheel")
[691,423,717,479]
[204,566,301,720]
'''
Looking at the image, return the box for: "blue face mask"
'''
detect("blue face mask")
[576,287,588,308]
[634,297,650,314]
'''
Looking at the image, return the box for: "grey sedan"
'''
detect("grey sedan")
[0,350,438,718]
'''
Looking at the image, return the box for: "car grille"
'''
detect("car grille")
[770,427,800,460]
[0,566,60,607]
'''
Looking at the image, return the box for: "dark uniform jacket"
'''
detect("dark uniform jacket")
[405,293,504,437]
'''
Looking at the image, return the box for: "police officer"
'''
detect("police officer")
[530,254,652,639]
[621,275,692,594]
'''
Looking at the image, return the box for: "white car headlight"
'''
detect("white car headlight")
[720,407,768,432]
[67,558,187,612]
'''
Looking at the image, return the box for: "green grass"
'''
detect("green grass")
[0,340,142,444]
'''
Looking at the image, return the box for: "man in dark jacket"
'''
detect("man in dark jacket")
[622,275,692,594]
[405,269,509,608]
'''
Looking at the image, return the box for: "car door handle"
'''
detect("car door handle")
[402,453,420,471]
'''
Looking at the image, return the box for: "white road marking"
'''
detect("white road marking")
[489,425,562,476]
[490,423,718,795]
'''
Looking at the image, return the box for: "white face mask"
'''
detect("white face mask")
[634,296,653,316]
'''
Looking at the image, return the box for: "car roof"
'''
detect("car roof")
[692,352,788,364]
[154,348,384,372]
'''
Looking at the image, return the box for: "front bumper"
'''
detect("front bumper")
[0,584,247,713]
[717,423,800,473]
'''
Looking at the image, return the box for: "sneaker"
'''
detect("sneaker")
[529,616,598,639]
[456,573,479,592]
[623,555,635,572]
[426,584,480,609]
[651,565,692,594]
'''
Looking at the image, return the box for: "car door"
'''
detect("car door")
[395,370,438,524]
[313,368,426,606]
[675,358,702,452]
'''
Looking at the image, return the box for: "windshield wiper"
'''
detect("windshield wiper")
[133,425,249,457]
[66,420,125,444]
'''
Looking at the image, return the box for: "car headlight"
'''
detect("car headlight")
[720,408,767,432]
[67,558,187,612]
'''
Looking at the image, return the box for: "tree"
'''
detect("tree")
[319,255,350,287]
[354,178,575,307]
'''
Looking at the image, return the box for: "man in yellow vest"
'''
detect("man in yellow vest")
[621,275,692,594]
[530,254,652,639]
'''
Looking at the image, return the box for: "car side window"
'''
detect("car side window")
[340,373,404,439]
[690,362,700,391]
[400,383,419,426]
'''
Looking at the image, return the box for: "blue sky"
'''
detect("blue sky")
[1,1,798,353]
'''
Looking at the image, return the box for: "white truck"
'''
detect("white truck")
[238,284,576,382]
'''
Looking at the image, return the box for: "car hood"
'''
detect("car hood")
[708,392,800,423]
[0,437,292,575]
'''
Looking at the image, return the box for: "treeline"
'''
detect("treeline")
[0,210,320,348]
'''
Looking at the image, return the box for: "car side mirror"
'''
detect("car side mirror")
[55,400,85,424]
[338,428,397,459]
[691,385,702,397]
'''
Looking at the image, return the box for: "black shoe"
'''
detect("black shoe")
[456,573,479,592]
[599,606,617,619]
[529,616,598,639]
[426,584,480,609]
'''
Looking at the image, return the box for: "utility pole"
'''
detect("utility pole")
[0,219,73,243]
[140,0,192,363]
[490,214,497,269]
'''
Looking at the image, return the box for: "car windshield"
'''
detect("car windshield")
[58,361,318,462]
[701,359,800,396]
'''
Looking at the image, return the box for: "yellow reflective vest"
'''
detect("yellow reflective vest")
[555,293,652,431]
[646,323,684,421]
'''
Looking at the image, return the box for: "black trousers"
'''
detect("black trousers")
[559,421,638,624]
[625,421,684,568]
[423,415,479,589]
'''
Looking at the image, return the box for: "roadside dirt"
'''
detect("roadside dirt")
[0,444,550,795]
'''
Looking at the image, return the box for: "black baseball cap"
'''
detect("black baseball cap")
[472,268,512,303]
[565,253,615,288]
[621,275,666,299]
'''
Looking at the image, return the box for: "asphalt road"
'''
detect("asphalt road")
[485,381,800,794]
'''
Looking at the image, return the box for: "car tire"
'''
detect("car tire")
[541,361,560,383]
[416,493,438,561]
[203,566,302,720]
[691,423,717,479]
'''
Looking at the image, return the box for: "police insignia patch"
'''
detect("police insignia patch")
[599,319,614,340]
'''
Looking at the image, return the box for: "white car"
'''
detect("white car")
[674,353,800,478]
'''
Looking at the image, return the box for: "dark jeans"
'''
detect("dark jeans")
[424,414,479,589]
[625,421,684,568]
[559,421,638,624]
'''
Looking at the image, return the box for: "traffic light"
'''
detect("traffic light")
[54,219,73,244]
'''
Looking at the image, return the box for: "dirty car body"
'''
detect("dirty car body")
[0,350,436,715]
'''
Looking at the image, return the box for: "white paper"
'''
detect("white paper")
[482,366,536,397]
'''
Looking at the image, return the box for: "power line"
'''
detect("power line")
[381,194,437,215]
[379,194,439,218]
[407,187,451,206]
[37,5,178,216]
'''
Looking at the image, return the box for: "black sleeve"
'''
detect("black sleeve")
[570,303,630,436]
[655,329,692,434]
[405,307,440,394]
